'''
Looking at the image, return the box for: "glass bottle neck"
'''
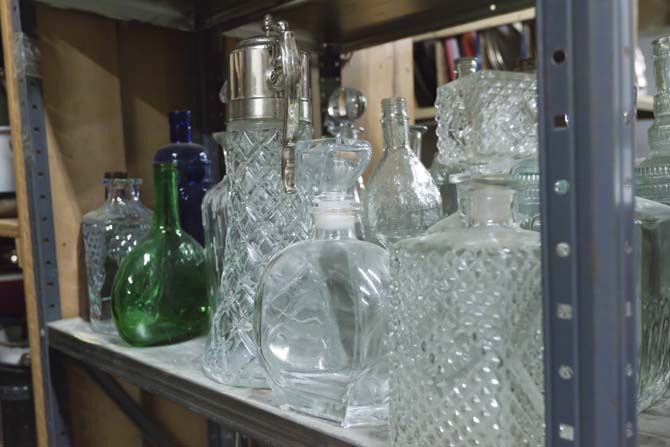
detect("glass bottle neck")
[152,163,182,231]
[311,204,358,240]
[106,182,133,203]
[461,183,516,227]
[382,116,410,152]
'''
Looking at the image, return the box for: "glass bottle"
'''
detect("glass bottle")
[363,97,442,248]
[429,57,478,216]
[408,124,427,158]
[111,162,209,346]
[202,131,227,311]
[203,16,313,386]
[82,174,152,335]
[390,175,543,446]
[511,157,541,231]
[635,197,670,412]
[637,36,670,204]
[256,137,391,427]
[154,110,212,244]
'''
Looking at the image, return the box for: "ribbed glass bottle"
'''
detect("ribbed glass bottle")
[637,36,670,204]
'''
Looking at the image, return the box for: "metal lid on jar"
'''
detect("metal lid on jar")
[226,15,311,123]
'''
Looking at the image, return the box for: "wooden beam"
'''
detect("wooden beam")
[0,0,48,444]
[0,217,19,238]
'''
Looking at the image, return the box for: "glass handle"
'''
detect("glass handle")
[276,21,300,193]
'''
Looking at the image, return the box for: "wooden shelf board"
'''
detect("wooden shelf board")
[0,217,19,238]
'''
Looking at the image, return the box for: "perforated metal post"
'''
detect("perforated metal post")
[538,0,637,446]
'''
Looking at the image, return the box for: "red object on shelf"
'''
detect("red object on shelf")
[0,274,25,318]
[461,32,477,57]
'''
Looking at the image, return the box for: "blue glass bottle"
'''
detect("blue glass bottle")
[154,110,212,244]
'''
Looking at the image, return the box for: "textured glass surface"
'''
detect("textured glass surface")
[112,163,209,346]
[435,71,538,175]
[203,120,311,387]
[202,178,227,309]
[637,37,670,205]
[511,158,541,231]
[364,98,442,248]
[635,197,670,412]
[256,137,390,426]
[82,179,152,335]
[390,177,544,446]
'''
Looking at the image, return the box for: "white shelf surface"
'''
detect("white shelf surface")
[48,318,386,447]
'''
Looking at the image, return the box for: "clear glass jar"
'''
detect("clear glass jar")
[637,36,670,204]
[390,175,543,446]
[256,137,390,427]
[82,177,152,334]
[364,98,442,248]
[203,120,312,387]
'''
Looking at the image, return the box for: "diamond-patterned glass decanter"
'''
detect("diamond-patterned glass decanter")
[82,174,152,334]
[256,136,391,427]
[390,175,543,446]
[203,15,313,386]
[637,36,670,204]
[435,70,537,175]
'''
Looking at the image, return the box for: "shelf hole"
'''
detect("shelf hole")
[46,260,51,265]
[41,216,47,222]
[43,238,49,243]
[553,50,566,64]
[554,114,569,129]
[32,104,37,110]
[37,171,44,176]
[47,281,53,287]
[39,194,45,199]
[554,180,570,195]
[33,127,39,133]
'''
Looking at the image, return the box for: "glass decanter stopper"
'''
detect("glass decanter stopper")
[256,136,391,427]
[154,110,212,244]
[112,162,209,346]
[390,175,543,446]
[633,197,670,412]
[363,97,442,248]
[82,174,152,335]
[203,15,313,386]
[637,36,670,204]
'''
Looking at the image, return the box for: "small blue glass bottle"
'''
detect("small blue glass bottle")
[154,110,212,245]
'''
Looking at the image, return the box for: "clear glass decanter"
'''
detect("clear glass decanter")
[82,174,152,334]
[203,16,313,386]
[112,162,210,346]
[390,175,543,446]
[637,36,670,204]
[256,137,391,427]
[363,97,442,248]
[633,197,670,412]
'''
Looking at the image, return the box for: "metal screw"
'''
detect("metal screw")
[559,365,574,380]
[556,242,571,257]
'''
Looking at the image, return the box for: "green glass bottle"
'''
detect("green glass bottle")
[112,162,209,346]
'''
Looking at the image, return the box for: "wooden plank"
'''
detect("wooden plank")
[341,38,414,178]
[0,0,48,444]
[0,216,19,238]
[413,7,536,42]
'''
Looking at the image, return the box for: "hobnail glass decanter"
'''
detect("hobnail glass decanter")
[390,175,543,446]
[633,198,670,412]
[363,97,442,248]
[111,162,209,346]
[435,70,537,175]
[637,36,670,204]
[203,16,313,386]
[82,174,152,334]
[256,137,391,427]
[154,110,212,244]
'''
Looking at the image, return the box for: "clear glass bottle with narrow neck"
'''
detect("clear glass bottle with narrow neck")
[390,175,543,446]
[82,175,152,334]
[256,137,391,427]
[203,16,313,386]
[112,162,209,346]
[637,36,670,204]
[363,97,442,248]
